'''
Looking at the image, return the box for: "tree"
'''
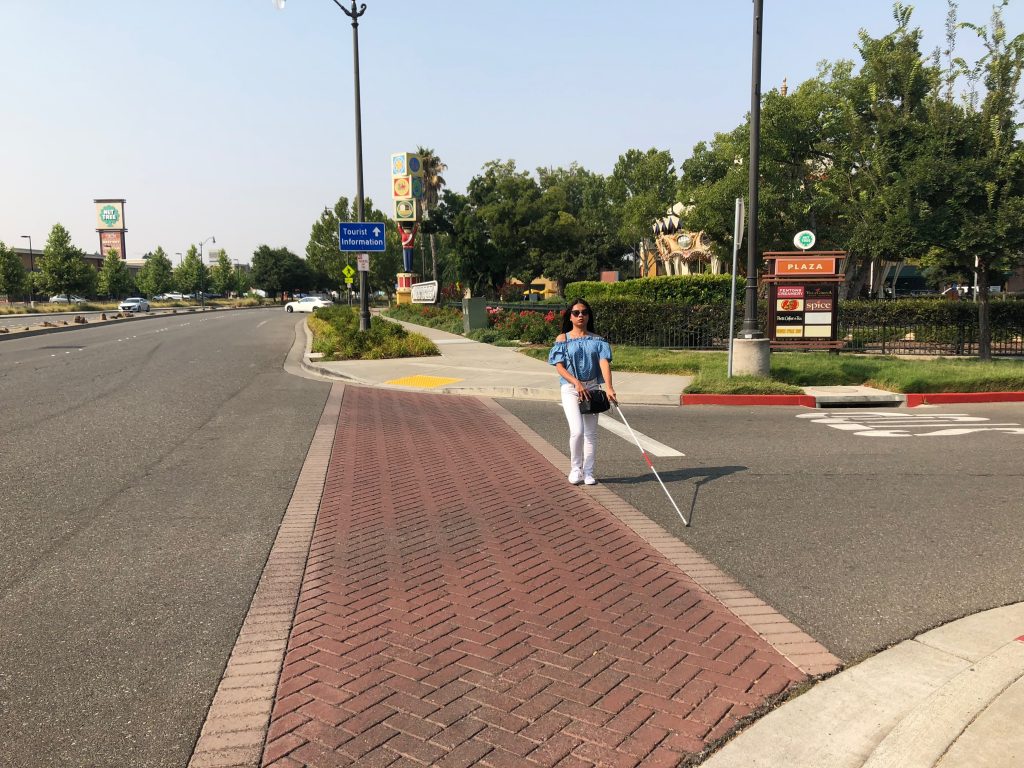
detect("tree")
[173,245,207,296]
[431,189,491,294]
[416,146,448,281]
[36,223,94,300]
[609,149,678,249]
[210,249,237,296]
[535,164,624,291]
[830,5,938,297]
[913,1,1024,358]
[305,195,400,297]
[0,241,28,300]
[466,160,545,294]
[98,249,133,299]
[252,245,310,300]
[135,247,174,297]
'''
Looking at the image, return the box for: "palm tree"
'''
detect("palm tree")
[416,146,447,281]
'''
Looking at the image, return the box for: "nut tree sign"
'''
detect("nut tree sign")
[95,200,126,229]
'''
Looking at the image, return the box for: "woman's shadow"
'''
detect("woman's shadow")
[602,465,747,527]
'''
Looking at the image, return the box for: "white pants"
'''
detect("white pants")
[560,383,599,475]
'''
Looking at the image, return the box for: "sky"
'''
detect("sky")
[3,1,1021,265]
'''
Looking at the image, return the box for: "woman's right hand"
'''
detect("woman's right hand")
[575,381,589,400]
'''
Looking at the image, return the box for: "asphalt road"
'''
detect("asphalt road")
[498,398,1024,663]
[0,309,329,768]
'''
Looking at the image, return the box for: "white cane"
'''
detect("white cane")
[611,401,690,527]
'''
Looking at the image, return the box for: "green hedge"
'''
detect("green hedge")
[564,274,743,305]
[579,298,734,347]
[838,298,1024,325]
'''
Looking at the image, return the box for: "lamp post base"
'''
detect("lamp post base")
[732,338,771,377]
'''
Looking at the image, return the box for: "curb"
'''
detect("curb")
[187,384,343,768]
[682,391,1024,408]
[681,394,817,407]
[905,391,1024,407]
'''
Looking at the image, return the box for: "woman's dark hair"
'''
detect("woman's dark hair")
[560,298,595,333]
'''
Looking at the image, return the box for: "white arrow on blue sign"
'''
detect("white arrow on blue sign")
[339,221,386,252]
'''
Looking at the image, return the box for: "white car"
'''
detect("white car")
[284,296,331,313]
[119,297,150,312]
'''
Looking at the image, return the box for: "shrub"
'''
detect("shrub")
[383,303,464,334]
[489,308,560,343]
[308,306,439,360]
[466,328,505,344]
[565,274,742,305]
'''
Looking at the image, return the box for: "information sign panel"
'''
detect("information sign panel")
[339,222,386,252]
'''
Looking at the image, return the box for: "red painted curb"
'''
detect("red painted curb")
[681,394,817,407]
[905,391,1024,407]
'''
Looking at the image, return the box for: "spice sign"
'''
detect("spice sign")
[769,282,840,343]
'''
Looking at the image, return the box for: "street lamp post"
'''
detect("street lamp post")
[741,0,763,339]
[19,235,33,304]
[199,236,215,309]
[276,0,371,330]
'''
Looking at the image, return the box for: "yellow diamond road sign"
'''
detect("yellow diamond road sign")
[342,265,356,278]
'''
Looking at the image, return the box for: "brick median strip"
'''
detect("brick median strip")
[188,384,345,768]
[481,399,842,680]
[262,388,819,767]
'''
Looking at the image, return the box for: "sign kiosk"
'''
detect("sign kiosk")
[391,151,424,305]
[764,249,846,350]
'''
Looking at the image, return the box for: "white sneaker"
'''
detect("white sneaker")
[583,474,597,485]
[568,469,582,484]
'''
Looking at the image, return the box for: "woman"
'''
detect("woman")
[548,299,617,485]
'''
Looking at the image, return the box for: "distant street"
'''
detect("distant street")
[0,306,188,331]
[0,309,329,768]
[499,398,1024,662]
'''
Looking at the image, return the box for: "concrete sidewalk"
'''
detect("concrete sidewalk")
[703,602,1024,768]
[301,319,692,406]
[298,318,914,408]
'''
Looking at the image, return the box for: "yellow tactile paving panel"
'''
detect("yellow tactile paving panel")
[384,375,463,388]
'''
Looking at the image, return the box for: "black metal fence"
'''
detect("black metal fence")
[477,300,1024,357]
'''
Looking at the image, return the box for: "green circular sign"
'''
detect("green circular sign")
[100,204,121,227]
[794,230,815,250]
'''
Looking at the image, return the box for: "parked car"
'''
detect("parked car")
[284,296,332,313]
[49,294,86,304]
[119,297,151,313]
[152,292,185,301]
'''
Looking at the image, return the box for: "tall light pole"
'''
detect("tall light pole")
[741,0,763,339]
[276,0,371,330]
[19,235,34,304]
[199,236,215,309]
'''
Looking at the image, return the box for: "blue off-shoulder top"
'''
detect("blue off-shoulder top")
[548,334,612,386]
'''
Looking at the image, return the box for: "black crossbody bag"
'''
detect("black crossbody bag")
[566,337,611,414]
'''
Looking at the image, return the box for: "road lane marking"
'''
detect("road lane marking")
[797,411,1023,438]
[600,416,685,457]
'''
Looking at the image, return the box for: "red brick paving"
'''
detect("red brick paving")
[263,387,806,767]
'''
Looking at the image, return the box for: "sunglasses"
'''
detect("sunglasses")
[570,309,589,317]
